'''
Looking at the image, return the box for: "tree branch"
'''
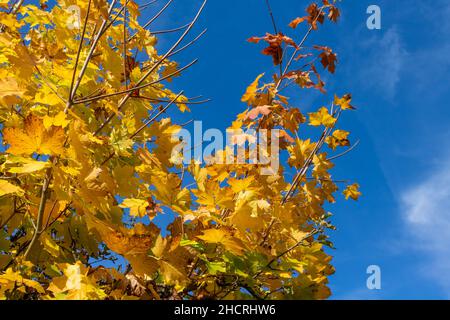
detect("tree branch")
[92,0,207,135]
[23,168,52,260]
[67,0,92,106]
[128,0,174,42]
[66,0,118,109]
[254,229,320,279]
[75,59,197,105]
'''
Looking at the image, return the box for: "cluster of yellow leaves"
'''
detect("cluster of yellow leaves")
[197,228,247,256]
[0,179,24,197]
[0,0,360,301]
[0,268,45,298]
[3,114,65,156]
[47,262,107,300]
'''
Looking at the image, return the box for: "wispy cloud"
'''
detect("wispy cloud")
[401,158,450,296]
[358,27,408,100]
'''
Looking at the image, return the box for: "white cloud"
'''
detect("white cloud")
[359,27,408,100]
[401,160,450,295]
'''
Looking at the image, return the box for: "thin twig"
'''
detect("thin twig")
[130,91,184,139]
[264,0,283,76]
[276,6,325,91]
[23,168,52,260]
[260,107,340,245]
[93,0,207,135]
[128,0,174,42]
[328,140,360,161]
[139,0,158,10]
[66,0,118,109]
[137,96,210,105]
[44,203,72,231]
[254,229,319,278]
[10,0,24,14]
[75,59,197,105]
[100,92,184,166]
[123,1,128,89]
[68,0,92,104]
[166,29,207,58]
[264,0,278,34]
[152,22,190,35]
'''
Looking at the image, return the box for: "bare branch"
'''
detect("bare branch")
[93,0,207,135]
[264,0,278,34]
[275,6,325,91]
[128,0,174,42]
[66,0,118,108]
[152,22,190,35]
[282,107,341,204]
[137,96,210,105]
[166,29,207,58]
[139,0,158,10]
[75,59,197,105]
[123,1,128,89]
[23,167,52,260]
[100,91,184,166]
[140,29,206,72]
[130,91,184,139]
[68,0,92,104]
[254,229,320,279]
[10,0,24,14]
[264,0,283,77]
[328,140,360,161]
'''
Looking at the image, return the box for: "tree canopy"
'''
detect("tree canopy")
[0,0,360,300]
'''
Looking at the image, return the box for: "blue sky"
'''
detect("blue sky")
[145,0,450,299]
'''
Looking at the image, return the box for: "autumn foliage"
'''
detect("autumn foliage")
[0,0,360,300]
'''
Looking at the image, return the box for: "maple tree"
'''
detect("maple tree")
[0,0,360,300]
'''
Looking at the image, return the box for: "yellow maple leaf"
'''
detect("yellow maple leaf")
[43,111,70,129]
[85,215,157,256]
[134,235,192,286]
[3,114,65,156]
[34,85,63,107]
[334,94,355,110]
[228,176,255,193]
[0,268,45,294]
[2,155,50,174]
[48,261,106,300]
[197,228,246,256]
[343,183,361,200]
[40,233,62,258]
[120,198,149,217]
[313,152,334,176]
[288,138,315,168]
[326,129,350,150]
[0,179,24,197]
[241,73,264,106]
[0,1,9,9]
[0,77,25,99]
[332,129,349,141]
[308,107,336,127]
[151,173,191,213]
